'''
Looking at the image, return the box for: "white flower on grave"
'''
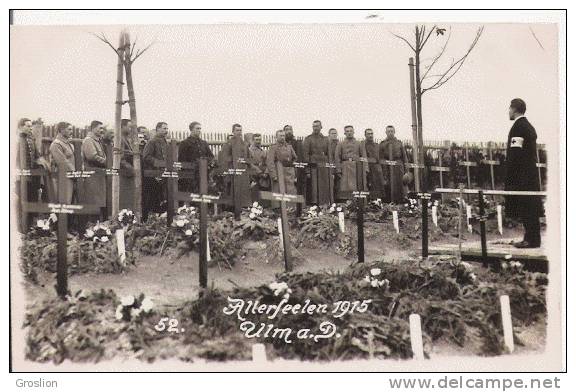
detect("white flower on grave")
[185,229,193,236]
[121,295,135,306]
[370,268,382,276]
[141,298,154,313]
[370,280,379,288]
[100,236,109,243]
[363,275,371,283]
[269,281,291,297]
[36,219,45,228]
[336,207,342,212]
[510,261,523,269]
[175,219,186,227]
[505,254,512,260]
[115,305,124,320]
[310,206,318,210]
[249,213,256,219]
[160,212,167,218]
[130,307,142,318]
[460,262,472,270]
[253,202,259,208]
[49,213,58,222]
[378,279,390,288]
[105,228,112,235]
[318,212,323,216]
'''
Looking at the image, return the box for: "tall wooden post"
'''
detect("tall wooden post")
[408,57,421,193]
[122,31,142,221]
[198,158,209,288]
[56,170,69,298]
[112,33,126,217]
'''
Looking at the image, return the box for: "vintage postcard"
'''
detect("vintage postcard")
[9,9,566,374]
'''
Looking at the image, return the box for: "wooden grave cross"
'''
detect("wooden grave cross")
[458,144,477,198]
[434,187,546,263]
[429,150,450,202]
[338,158,373,263]
[481,142,500,192]
[258,161,305,272]
[20,169,106,298]
[407,191,441,259]
[185,158,228,289]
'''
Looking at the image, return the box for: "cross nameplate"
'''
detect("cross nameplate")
[48,203,85,214]
[66,170,96,178]
[189,193,221,203]
[161,171,179,178]
[430,166,450,172]
[352,191,370,199]
[458,161,478,167]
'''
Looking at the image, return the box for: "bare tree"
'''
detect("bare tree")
[393,25,484,190]
[93,30,153,220]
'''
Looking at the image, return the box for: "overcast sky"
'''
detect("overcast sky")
[10,23,558,144]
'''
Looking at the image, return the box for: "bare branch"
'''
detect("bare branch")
[421,26,484,94]
[419,25,437,50]
[390,31,416,52]
[131,42,154,63]
[529,26,545,51]
[92,32,121,57]
[420,28,452,82]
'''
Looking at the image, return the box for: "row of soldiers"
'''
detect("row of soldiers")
[16,117,410,229]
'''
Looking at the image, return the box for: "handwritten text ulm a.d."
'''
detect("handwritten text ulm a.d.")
[222,297,372,344]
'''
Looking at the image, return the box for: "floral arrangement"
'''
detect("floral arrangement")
[117,209,137,227]
[33,213,58,235]
[85,223,112,243]
[268,281,292,300]
[362,267,391,289]
[248,202,264,219]
[172,205,198,237]
[115,294,155,321]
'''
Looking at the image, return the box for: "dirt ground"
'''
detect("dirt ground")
[26,221,527,306]
[23,221,546,359]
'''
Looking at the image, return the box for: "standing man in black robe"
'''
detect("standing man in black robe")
[505,98,544,248]
[178,121,215,194]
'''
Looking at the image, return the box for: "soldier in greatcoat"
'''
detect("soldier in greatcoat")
[218,124,253,207]
[361,128,385,200]
[379,125,408,203]
[81,120,107,218]
[266,129,298,208]
[49,121,76,204]
[334,125,368,197]
[302,120,331,205]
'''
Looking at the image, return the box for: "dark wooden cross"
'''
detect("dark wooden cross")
[434,187,546,263]
[337,158,372,263]
[20,169,105,298]
[458,144,478,197]
[258,161,305,272]
[142,140,205,227]
[481,142,500,192]
[407,191,441,259]
[429,150,450,202]
[186,158,228,289]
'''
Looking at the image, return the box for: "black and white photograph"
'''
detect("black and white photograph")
[8,9,566,376]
